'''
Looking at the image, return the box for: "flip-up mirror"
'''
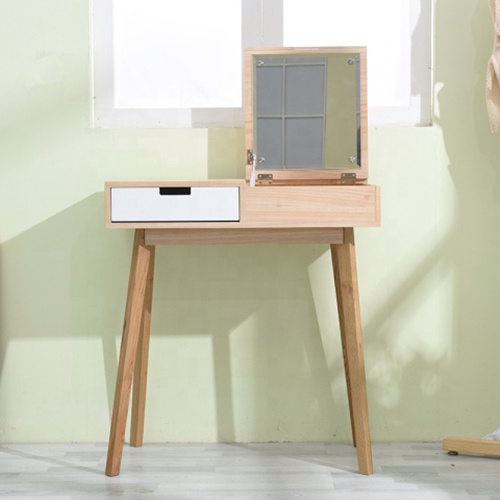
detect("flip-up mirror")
[244,47,367,185]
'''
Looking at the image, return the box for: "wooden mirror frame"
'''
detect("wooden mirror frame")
[244,47,368,186]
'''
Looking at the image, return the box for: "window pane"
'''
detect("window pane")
[93,0,431,127]
[283,0,411,109]
[113,0,242,109]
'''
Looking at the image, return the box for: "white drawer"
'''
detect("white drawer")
[110,186,240,222]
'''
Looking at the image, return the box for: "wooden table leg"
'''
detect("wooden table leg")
[105,230,155,477]
[130,245,155,447]
[331,228,373,475]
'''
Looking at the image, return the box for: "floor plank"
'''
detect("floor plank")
[0,442,498,499]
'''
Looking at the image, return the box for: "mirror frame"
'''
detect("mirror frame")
[244,47,368,185]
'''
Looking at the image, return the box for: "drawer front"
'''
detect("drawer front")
[110,186,240,222]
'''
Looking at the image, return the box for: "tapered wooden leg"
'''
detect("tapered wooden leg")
[130,245,155,447]
[331,228,373,475]
[337,304,357,449]
[105,230,154,477]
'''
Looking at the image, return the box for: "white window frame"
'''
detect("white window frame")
[91,0,433,128]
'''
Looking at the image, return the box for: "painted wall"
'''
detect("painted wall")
[1,0,500,444]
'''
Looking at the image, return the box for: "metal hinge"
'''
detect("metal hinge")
[247,149,255,165]
[257,173,273,185]
[341,173,357,185]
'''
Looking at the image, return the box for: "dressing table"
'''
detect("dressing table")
[104,47,380,477]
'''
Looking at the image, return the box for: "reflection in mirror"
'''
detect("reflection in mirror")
[253,52,361,171]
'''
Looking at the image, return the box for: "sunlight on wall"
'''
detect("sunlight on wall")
[2,0,500,445]
[146,336,218,442]
[0,339,109,442]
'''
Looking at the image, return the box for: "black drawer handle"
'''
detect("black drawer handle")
[159,187,191,196]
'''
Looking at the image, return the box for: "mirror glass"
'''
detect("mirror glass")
[252,51,362,171]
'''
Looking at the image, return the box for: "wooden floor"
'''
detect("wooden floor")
[0,442,498,499]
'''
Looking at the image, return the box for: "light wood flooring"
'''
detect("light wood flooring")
[0,442,498,499]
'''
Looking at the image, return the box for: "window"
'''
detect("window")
[114,1,242,110]
[91,0,432,128]
[283,0,433,126]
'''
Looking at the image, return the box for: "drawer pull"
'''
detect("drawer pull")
[159,187,191,196]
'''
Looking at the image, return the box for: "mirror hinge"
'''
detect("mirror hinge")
[247,149,255,165]
[257,173,273,185]
[341,173,357,185]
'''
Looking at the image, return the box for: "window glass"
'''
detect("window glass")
[92,0,432,127]
[113,0,242,109]
[283,0,433,125]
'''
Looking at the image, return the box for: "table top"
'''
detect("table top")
[105,180,381,233]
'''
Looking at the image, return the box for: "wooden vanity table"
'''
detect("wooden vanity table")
[104,47,381,477]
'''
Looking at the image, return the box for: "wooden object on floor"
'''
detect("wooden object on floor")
[105,230,155,477]
[130,242,155,448]
[331,228,372,474]
[104,180,380,477]
[105,227,374,477]
[442,436,500,457]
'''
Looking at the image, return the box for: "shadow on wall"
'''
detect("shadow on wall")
[353,0,500,441]
[352,0,500,441]
[433,0,500,433]
[0,194,130,439]
[0,192,355,443]
[3,0,500,446]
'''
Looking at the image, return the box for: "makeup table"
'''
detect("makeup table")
[103,180,380,477]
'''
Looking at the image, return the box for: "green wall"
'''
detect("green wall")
[1,0,500,444]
